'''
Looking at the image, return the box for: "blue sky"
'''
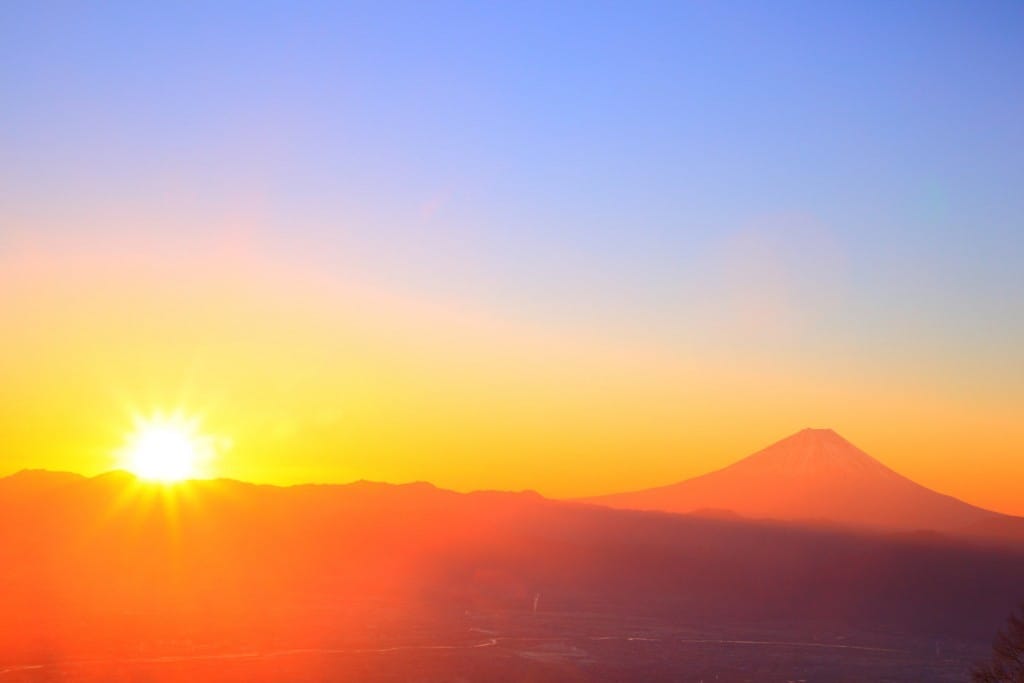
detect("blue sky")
[5,2,1021,317]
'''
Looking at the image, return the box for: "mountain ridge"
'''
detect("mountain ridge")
[1,461,1023,658]
[6,429,1022,543]
[584,427,1024,539]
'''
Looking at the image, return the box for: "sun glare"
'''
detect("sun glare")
[119,413,218,482]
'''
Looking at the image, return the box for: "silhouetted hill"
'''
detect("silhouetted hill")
[0,467,1022,667]
[585,428,1024,539]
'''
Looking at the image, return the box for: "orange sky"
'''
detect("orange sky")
[2,229,1022,516]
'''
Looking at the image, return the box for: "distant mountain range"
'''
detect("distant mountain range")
[584,427,1024,541]
[1,433,1022,666]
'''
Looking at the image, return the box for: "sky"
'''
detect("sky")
[2,2,1023,513]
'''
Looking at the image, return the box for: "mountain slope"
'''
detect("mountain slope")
[0,466,1023,664]
[585,428,1016,534]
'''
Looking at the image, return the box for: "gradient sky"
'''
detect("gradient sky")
[2,2,1023,513]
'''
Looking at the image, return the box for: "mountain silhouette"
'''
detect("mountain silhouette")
[585,428,1023,536]
[0,465,1023,673]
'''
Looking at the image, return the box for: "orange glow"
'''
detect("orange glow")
[0,234,1022,516]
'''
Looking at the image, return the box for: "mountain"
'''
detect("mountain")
[1,468,1023,680]
[585,428,1023,536]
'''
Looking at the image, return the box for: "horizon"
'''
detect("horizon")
[6,426,1020,522]
[3,5,1024,680]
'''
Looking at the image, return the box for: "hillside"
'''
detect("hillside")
[585,428,1022,537]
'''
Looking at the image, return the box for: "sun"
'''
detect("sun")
[118,413,218,482]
